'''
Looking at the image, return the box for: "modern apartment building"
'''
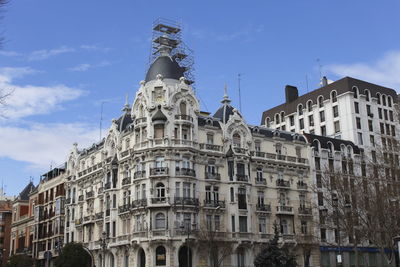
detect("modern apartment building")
[261,77,399,152]
[63,21,319,267]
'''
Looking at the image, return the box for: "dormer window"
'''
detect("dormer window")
[298,104,303,115]
[331,91,337,103]
[318,96,324,108]
[353,87,358,98]
[307,100,313,112]
[233,133,241,147]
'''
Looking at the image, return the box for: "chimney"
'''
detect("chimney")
[322,76,328,87]
[285,85,298,103]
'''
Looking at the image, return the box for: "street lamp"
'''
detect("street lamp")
[100,231,109,267]
[332,195,342,266]
[180,218,196,267]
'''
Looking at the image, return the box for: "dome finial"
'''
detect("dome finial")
[221,83,231,104]
[122,94,130,112]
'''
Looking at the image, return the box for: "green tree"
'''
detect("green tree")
[54,243,92,267]
[254,225,297,267]
[6,254,34,267]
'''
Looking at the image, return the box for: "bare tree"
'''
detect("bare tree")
[313,145,400,267]
[195,220,234,267]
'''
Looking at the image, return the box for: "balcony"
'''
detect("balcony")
[175,114,193,122]
[205,172,221,180]
[199,143,222,152]
[256,203,271,212]
[86,191,94,199]
[204,200,226,209]
[95,212,103,220]
[172,139,197,146]
[277,154,286,161]
[276,205,294,214]
[233,147,247,154]
[255,178,267,185]
[151,197,168,204]
[75,218,82,225]
[298,206,312,216]
[83,215,92,222]
[121,150,130,158]
[236,174,249,182]
[174,197,199,206]
[118,204,131,214]
[251,151,265,157]
[276,179,290,188]
[122,177,131,186]
[297,158,307,164]
[150,167,169,176]
[134,117,147,125]
[132,199,147,209]
[297,181,308,190]
[134,170,146,179]
[176,168,196,177]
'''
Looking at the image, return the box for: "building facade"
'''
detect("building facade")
[10,182,35,258]
[63,21,320,267]
[0,200,12,266]
[32,167,66,267]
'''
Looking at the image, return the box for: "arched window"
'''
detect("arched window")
[318,96,324,108]
[275,113,280,124]
[382,95,387,106]
[180,102,187,115]
[313,140,320,152]
[155,213,166,229]
[353,87,358,98]
[298,104,303,115]
[377,93,381,104]
[233,133,241,147]
[364,89,370,101]
[388,96,392,107]
[280,111,285,122]
[156,183,165,200]
[331,91,337,102]
[327,142,334,154]
[155,246,166,266]
[307,100,313,112]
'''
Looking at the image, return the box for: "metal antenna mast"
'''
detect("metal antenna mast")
[316,58,323,84]
[238,73,244,113]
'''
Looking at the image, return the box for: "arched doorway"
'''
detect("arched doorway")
[138,248,146,267]
[179,246,192,267]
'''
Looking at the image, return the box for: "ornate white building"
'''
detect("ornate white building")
[63,21,319,267]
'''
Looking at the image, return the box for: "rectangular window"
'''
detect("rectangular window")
[259,217,267,233]
[239,216,248,232]
[358,133,363,145]
[238,188,247,209]
[183,183,190,198]
[333,106,339,118]
[334,121,340,133]
[368,120,373,132]
[228,161,234,181]
[318,192,324,206]
[389,110,394,121]
[230,187,234,202]
[320,125,326,136]
[319,111,325,122]
[301,221,307,234]
[231,215,235,232]
[299,118,304,130]
[309,115,314,127]
[289,115,294,126]
[356,117,361,129]
[354,102,359,113]
[320,228,327,241]
[206,133,214,144]
[378,108,382,119]
[384,109,388,120]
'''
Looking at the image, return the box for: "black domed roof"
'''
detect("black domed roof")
[213,104,235,124]
[145,56,185,82]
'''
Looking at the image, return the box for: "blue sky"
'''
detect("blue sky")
[0,0,399,196]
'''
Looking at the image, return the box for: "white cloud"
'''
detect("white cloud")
[80,44,111,52]
[28,46,75,61]
[327,51,400,89]
[0,122,99,169]
[68,61,111,72]
[0,67,84,119]
[0,51,21,57]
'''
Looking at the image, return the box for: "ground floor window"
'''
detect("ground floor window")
[156,246,166,265]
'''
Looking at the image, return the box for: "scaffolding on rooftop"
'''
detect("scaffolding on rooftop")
[148,18,196,89]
